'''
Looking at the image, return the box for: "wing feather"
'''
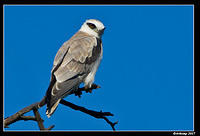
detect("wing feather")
[46,31,102,117]
[54,35,97,83]
[51,41,70,73]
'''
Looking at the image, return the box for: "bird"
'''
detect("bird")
[45,19,105,118]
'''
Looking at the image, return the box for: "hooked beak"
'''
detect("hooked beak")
[99,27,106,35]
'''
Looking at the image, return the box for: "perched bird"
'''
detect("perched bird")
[45,19,105,118]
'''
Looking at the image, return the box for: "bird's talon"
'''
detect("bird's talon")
[84,86,89,90]
[74,91,82,98]
[92,84,101,89]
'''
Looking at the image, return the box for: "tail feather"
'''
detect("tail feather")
[45,77,80,118]
[46,98,61,118]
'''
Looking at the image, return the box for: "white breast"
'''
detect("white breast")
[84,45,103,88]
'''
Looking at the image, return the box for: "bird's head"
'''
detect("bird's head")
[80,19,105,38]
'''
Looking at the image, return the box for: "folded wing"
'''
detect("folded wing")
[46,32,100,117]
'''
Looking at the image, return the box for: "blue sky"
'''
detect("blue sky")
[4,5,193,131]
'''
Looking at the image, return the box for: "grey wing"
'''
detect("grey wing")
[46,36,98,117]
[51,40,70,73]
[54,36,97,83]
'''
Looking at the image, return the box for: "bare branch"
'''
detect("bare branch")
[60,99,117,130]
[32,108,45,130]
[4,97,46,128]
[102,117,118,131]
[19,116,37,121]
[4,84,117,130]
[4,102,39,127]
[46,125,55,130]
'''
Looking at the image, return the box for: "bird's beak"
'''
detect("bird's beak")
[99,27,105,35]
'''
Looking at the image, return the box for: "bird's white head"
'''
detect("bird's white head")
[79,19,105,38]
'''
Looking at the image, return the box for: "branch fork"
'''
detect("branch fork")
[4,84,117,130]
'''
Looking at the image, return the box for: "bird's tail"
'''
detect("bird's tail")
[46,98,61,118]
[45,77,80,118]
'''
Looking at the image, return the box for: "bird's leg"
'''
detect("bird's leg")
[74,90,82,98]
[91,83,101,89]
[85,84,101,93]
[84,85,91,93]
[74,83,101,98]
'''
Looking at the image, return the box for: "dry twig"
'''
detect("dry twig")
[60,99,118,130]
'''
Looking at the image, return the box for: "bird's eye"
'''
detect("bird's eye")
[87,23,96,29]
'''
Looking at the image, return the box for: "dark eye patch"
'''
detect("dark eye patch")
[87,23,96,29]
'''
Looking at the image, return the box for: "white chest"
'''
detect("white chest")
[84,45,103,88]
